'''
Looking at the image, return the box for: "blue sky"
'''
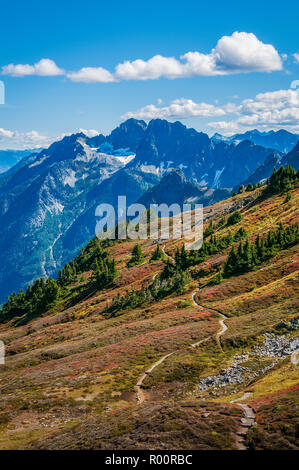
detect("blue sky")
[0,0,298,149]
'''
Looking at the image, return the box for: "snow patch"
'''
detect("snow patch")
[29,155,48,168]
[212,167,225,188]
[76,138,98,162]
[63,169,77,188]
[109,154,135,165]
[139,164,165,176]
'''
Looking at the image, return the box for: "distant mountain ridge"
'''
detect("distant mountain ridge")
[0,149,41,174]
[0,118,288,301]
[241,141,299,187]
[212,129,298,154]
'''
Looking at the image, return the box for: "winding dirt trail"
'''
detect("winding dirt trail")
[134,244,256,450]
[135,246,229,403]
[161,244,175,263]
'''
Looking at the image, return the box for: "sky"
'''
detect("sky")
[0,0,299,149]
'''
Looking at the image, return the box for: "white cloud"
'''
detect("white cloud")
[211,32,282,73]
[67,67,115,83]
[208,89,299,135]
[2,59,64,77]
[1,32,283,83]
[0,128,55,150]
[78,128,100,137]
[115,32,282,81]
[0,128,14,138]
[208,121,240,133]
[123,87,299,135]
[293,53,299,64]
[115,55,185,80]
[122,98,227,120]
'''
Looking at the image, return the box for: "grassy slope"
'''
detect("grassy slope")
[0,186,298,450]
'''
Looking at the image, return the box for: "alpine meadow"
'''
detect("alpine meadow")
[0,0,298,458]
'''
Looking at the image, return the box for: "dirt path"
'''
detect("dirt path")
[134,243,257,450]
[291,350,299,365]
[135,247,229,404]
[135,352,175,404]
[230,392,256,450]
[161,245,175,263]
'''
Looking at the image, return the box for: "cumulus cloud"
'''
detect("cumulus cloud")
[115,32,282,81]
[0,128,14,138]
[0,128,55,150]
[123,88,299,135]
[67,67,115,83]
[1,33,284,83]
[1,59,64,77]
[115,55,185,80]
[211,32,282,73]
[208,89,299,135]
[208,121,240,133]
[122,98,227,120]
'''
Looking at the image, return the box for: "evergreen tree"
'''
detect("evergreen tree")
[127,244,144,267]
[227,211,243,226]
[264,165,298,196]
[151,244,163,261]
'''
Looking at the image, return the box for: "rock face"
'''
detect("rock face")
[137,169,231,208]
[241,152,283,186]
[107,118,147,152]
[0,118,283,301]
[133,120,277,188]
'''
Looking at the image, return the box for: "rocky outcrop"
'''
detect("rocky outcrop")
[198,333,299,393]
[252,333,299,358]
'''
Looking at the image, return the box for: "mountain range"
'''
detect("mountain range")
[0,118,298,302]
[212,129,298,153]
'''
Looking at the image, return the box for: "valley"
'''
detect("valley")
[0,177,298,450]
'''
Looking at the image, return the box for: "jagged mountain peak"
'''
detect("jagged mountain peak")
[108,118,147,152]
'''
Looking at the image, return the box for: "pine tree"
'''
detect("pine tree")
[151,244,163,261]
[127,244,144,267]
[224,245,238,277]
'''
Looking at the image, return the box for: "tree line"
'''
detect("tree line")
[0,238,117,323]
[104,268,189,316]
[224,222,299,277]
